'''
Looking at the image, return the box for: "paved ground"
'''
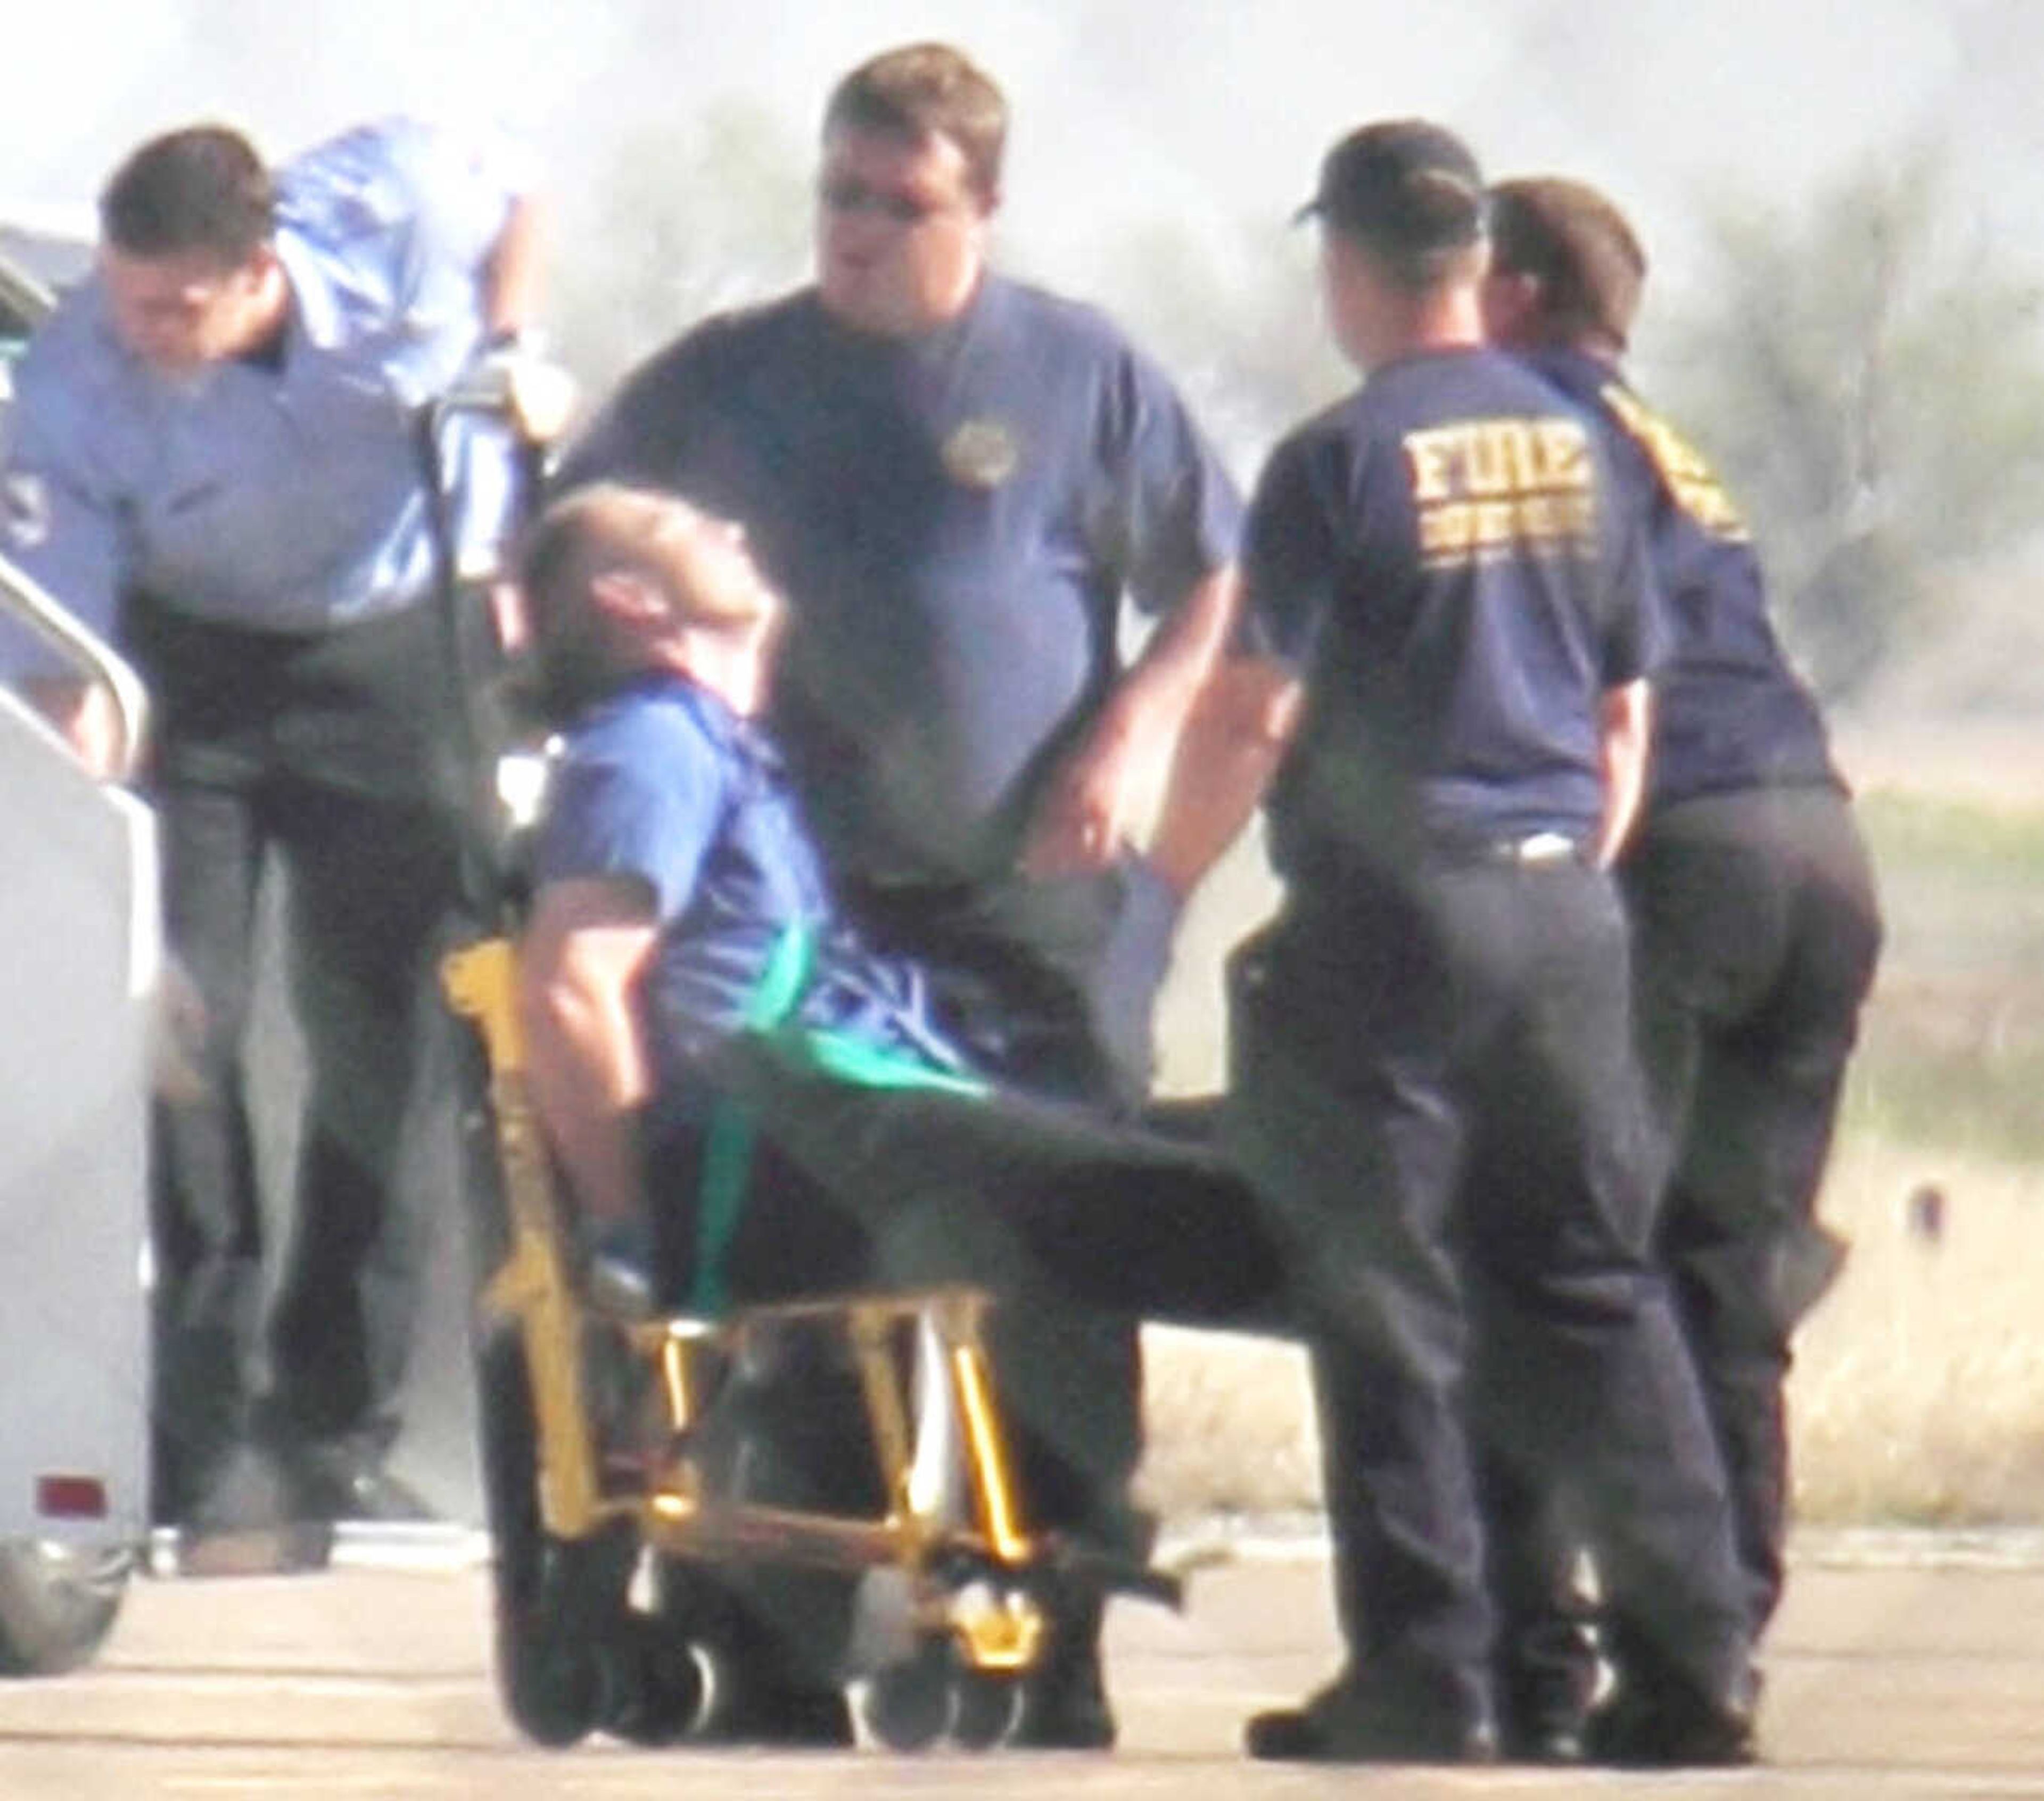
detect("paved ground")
[0,1531,2039,1798]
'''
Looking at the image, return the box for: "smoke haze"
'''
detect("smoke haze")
[7,0,2042,703]
[6,0,2039,297]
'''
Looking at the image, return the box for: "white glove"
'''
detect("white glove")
[448,330,578,446]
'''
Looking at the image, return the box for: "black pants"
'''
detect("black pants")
[1226,860,1750,1729]
[687,1038,1276,1503]
[1487,786,1881,1726]
[1628,786,1882,1627]
[130,597,465,1515]
[836,857,1181,1565]
[640,1045,1279,1688]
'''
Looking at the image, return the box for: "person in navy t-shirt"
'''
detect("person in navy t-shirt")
[551,43,1244,1745]
[1224,120,1754,1768]
[555,45,1242,1113]
[1481,174,1883,1723]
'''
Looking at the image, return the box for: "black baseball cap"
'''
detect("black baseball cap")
[1294,118,1486,250]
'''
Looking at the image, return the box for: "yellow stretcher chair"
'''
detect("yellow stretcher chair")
[443,935,1167,1751]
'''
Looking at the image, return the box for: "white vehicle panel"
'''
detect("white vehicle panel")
[0,586,154,1544]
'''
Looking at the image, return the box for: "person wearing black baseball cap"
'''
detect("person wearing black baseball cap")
[1223,119,1757,1765]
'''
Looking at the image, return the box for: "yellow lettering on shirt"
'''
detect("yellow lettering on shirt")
[1601,384,1750,541]
[1405,431,1459,503]
[1402,415,1597,566]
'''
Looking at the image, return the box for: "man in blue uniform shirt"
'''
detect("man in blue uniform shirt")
[512,480,1277,1742]
[0,117,543,1532]
[553,42,1243,1744]
[1480,174,1883,1736]
[1225,120,1755,1767]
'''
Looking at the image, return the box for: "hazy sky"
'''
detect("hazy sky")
[3,0,2035,301]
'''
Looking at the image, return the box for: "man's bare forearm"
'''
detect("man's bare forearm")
[1594,677,1652,868]
[517,883,657,1226]
[1021,566,1240,875]
[1102,564,1239,754]
[1147,654,1301,896]
[525,1023,648,1226]
[23,675,126,778]
[483,194,546,339]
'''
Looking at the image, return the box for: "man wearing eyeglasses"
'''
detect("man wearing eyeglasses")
[555,40,1243,1750]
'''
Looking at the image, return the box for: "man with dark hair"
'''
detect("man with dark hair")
[554,40,1243,1746]
[1,116,543,1540]
[1224,119,1754,1767]
[97,125,275,266]
[1482,171,1882,1741]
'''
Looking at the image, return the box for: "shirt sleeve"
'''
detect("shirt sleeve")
[294,115,527,287]
[0,328,126,676]
[1101,343,1244,620]
[288,117,535,574]
[1240,431,1343,671]
[533,729,723,927]
[1590,437,1669,687]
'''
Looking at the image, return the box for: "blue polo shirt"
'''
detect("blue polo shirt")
[554,275,1242,883]
[1242,346,1660,881]
[1,116,524,652]
[532,672,964,1119]
[1519,347,1840,809]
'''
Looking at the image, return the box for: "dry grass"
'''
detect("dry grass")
[1134,1131,2044,1528]
[1134,1327,1318,1521]
[1130,720,2044,1530]
[1790,1135,2044,1525]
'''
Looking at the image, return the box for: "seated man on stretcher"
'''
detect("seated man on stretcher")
[512,481,1282,1469]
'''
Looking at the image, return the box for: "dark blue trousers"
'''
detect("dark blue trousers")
[1625,785,1882,1628]
[1227,856,1749,1728]
[131,597,464,1517]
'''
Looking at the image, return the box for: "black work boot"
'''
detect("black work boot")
[1585,1663,1760,1767]
[1494,1611,1598,1763]
[1011,1590,1116,1749]
[1246,1665,1500,1765]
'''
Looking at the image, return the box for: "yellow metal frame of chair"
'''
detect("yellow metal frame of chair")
[441,937,1048,1675]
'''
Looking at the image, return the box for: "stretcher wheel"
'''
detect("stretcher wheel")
[656,1561,853,1746]
[947,1664,1024,1750]
[859,1639,953,1751]
[500,1619,604,1749]
[600,1617,706,1746]
[475,1329,631,1748]
[856,1636,1022,1752]
[0,1541,132,1678]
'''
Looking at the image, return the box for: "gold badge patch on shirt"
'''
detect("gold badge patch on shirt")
[941,417,1020,490]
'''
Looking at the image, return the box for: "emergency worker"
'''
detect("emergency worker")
[1224,120,1756,1766]
[0,118,542,1533]
[1481,174,1882,1718]
[512,481,1279,1742]
[552,42,1242,1745]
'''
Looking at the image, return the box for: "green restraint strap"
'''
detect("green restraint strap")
[687,922,988,1317]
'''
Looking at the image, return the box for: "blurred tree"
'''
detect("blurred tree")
[1090,215,1350,483]
[550,98,811,394]
[1645,145,2044,701]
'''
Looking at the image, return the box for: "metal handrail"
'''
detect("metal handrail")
[0,553,149,783]
[0,250,54,328]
